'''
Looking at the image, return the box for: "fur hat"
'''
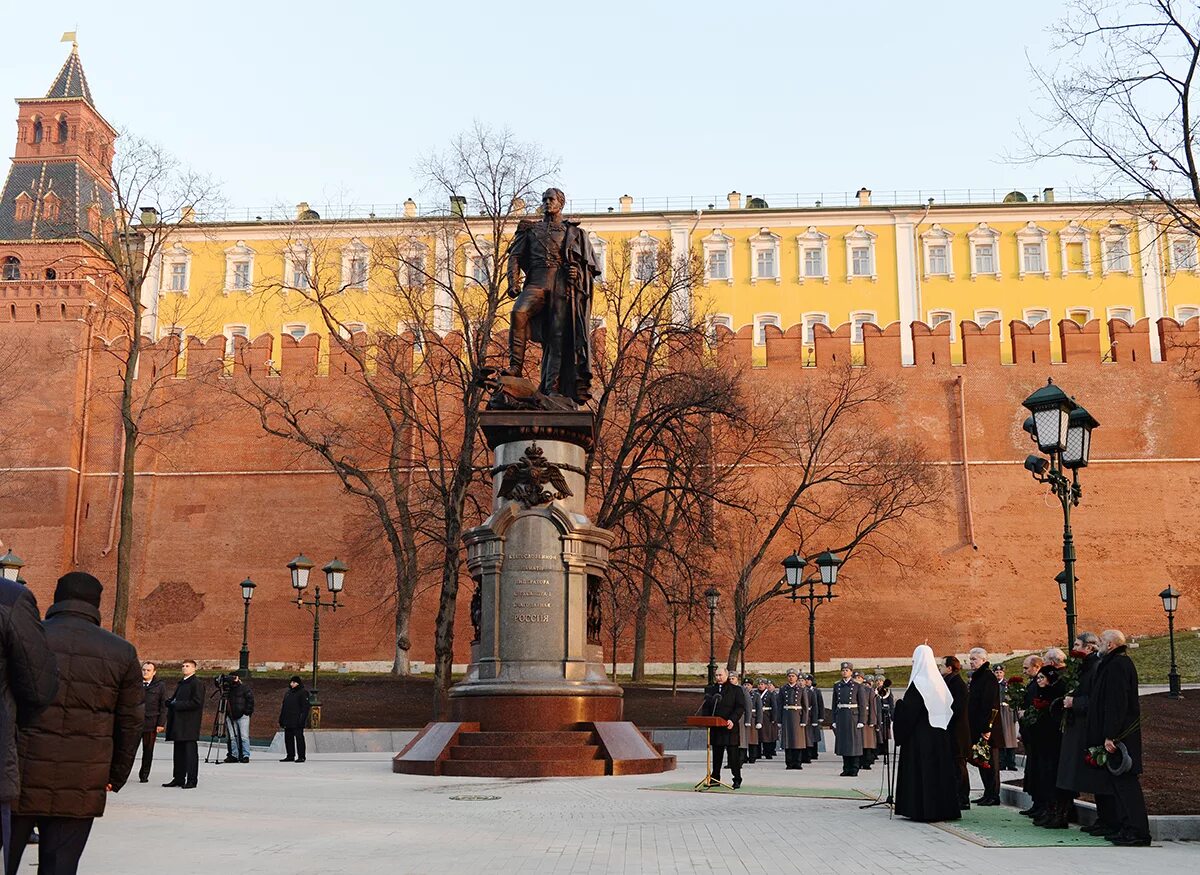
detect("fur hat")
[54,571,103,608]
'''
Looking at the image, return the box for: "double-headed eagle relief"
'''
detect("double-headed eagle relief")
[497,444,574,508]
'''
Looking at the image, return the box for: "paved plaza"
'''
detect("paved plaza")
[69,743,1195,875]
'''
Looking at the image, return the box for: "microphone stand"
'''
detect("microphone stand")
[860,705,894,813]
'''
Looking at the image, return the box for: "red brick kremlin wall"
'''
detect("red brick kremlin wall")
[1,302,1198,670]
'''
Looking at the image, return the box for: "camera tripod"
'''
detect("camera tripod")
[860,709,895,815]
[204,686,231,765]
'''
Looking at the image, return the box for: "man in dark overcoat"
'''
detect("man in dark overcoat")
[1058,633,1118,835]
[756,679,778,759]
[966,647,1001,805]
[831,662,867,776]
[703,667,745,788]
[804,674,824,760]
[163,660,204,788]
[776,669,806,770]
[1017,653,1044,816]
[1087,629,1150,847]
[137,662,167,783]
[8,572,142,874]
[940,655,971,809]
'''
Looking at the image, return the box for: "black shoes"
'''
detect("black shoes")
[162,780,183,787]
[960,803,971,811]
[181,782,197,789]
[1018,806,1036,816]
[1109,834,1151,847]
[1083,823,1118,837]
[240,756,250,763]
[280,757,295,762]
[296,757,306,763]
[138,776,148,784]
[732,777,742,789]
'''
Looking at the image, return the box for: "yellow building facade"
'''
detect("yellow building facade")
[149,191,1200,366]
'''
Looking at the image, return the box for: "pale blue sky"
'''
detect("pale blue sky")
[1,0,1085,213]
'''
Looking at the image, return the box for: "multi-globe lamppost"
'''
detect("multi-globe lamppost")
[704,587,720,685]
[287,554,348,728]
[782,550,842,676]
[1020,378,1099,646]
[1160,586,1183,699]
[238,577,256,672]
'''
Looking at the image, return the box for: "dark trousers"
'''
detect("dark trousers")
[975,745,1001,799]
[744,741,757,763]
[808,744,818,760]
[999,747,1017,770]
[1094,792,1120,829]
[173,739,198,785]
[284,728,306,760]
[954,755,971,805]
[762,741,776,758]
[1110,772,1150,839]
[138,730,158,780]
[841,755,859,774]
[783,748,802,768]
[711,744,741,782]
[6,815,93,875]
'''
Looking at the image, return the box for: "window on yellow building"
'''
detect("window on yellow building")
[968,222,1002,279]
[1067,307,1093,325]
[851,247,871,277]
[1107,307,1134,325]
[339,322,367,339]
[708,250,729,280]
[399,321,425,354]
[1066,242,1086,272]
[850,312,876,343]
[1022,243,1044,275]
[928,246,948,275]
[707,314,734,346]
[1176,306,1199,322]
[1170,237,1198,272]
[224,324,250,356]
[1023,308,1049,326]
[802,312,828,344]
[804,248,824,278]
[928,309,956,341]
[754,313,780,346]
[749,228,781,284]
[701,229,733,284]
[974,244,995,275]
[232,261,251,290]
[283,323,308,341]
[844,225,877,281]
[756,248,776,279]
[1059,221,1093,277]
[797,227,829,283]
[635,250,656,282]
[1102,233,1131,274]
[974,309,1001,328]
[169,261,187,292]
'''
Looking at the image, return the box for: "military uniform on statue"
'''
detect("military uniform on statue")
[832,662,867,776]
[756,679,778,759]
[777,669,807,769]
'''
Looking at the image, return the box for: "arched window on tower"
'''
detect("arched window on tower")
[31,117,43,144]
[56,115,68,144]
[2,257,21,281]
[44,267,57,280]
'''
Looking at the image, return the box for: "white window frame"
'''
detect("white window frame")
[339,321,368,339]
[796,226,830,284]
[223,240,256,294]
[844,225,877,282]
[749,228,781,285]
[223,324,250,356]
[161,324,186,344]
[1023,308,1050,327]
[1099,224,1132,276]
[701,229,735,285]
[282,322,309,341]
[974,308,1002,329]
[588,231,607,281]
[801,311,830,344]
[707,313,734,346]
[1066,307,1094,325]
[927,309,956,342]
[283,245,313,291]
[161,243,192,295]
[1168,234,1199,273]
[1058,220,1094,278]
[1174,305,1200,323]
[341,238,370,290]
[402,241,430,288]
[1106,306,1135,325]
[753,312,781,346]
[1016,221,1051,280]
[967,222,1002,280]
[921,224,955,281]
[466,240,493,289]
[631,231,659,284]
[849,311,876,344]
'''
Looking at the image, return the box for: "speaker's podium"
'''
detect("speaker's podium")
[687,716,735,791]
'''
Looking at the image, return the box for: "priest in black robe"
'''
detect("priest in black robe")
[894,645,962,823]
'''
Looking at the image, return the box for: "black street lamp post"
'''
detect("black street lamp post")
[288,554,348,729]
[1160,586,1183,699]
[238,577,256,672]
[1021,379,1099,646]
[0,550,25,582]
[783,550,842,676]
[704,588,720,685]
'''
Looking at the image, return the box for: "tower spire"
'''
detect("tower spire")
[46,38,93,106]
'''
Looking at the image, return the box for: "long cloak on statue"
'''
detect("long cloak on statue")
[893,645,961,823]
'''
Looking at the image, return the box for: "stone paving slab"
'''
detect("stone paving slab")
[67,744,1195,874]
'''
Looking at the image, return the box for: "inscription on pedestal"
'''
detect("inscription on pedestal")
[499,528,565,659]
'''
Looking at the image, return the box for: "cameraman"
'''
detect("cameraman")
[225,670,255,763]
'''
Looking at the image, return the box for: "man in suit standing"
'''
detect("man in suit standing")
[137,663,166,783]
[940,655,971,809]
[967,647,1002,805]
[163,660,203,789]
[703,667,745,789]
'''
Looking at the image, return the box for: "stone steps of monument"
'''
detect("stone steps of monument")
[455,730,595,747]
[441,758,607,778]
[449,744,603,762]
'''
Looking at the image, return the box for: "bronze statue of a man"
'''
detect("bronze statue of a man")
[504,188,599,406]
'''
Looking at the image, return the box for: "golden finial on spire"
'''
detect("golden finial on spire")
[60,30,78,49]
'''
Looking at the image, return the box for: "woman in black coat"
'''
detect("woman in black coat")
[1029,666,1068,827]
[894,646,961,823]
[279,676,311,763]
[940,656,971,808]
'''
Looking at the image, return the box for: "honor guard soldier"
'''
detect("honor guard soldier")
[803,674,823,761]
[738,674,761,764]
[756,678,778,759]
[777,669,807,769]
[832,662,869,776]
[854,671,877,770]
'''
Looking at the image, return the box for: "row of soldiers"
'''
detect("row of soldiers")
[728,663,893,777]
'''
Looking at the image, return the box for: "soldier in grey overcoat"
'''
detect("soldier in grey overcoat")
[740,677,761,763]
[776,669,807,769]
[832,662,869,776]
[856,671,878,770]
[803,674,824,759]
[756,678,778,759]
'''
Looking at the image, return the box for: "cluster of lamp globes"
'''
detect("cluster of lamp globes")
[1020,378,1099,475]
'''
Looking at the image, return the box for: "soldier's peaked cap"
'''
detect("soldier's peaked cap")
[786,667,799,676]
[840,661,854,670]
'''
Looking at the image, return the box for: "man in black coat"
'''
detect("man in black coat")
[1088,629,1150,847]
[278,676,311,763]
[940,655,971,809]
[137,662,167,783]
[1017,653,1045,816]
[702,667,745,789]
[0,574,59,867]
[163,660,204,789]
[225,671,255,763]
[1058,633,1120,835]
[8,572,143,875]
[966,647,1002,805]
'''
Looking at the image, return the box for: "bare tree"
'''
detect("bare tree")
[48,133,222,635]
[713,365,942,669]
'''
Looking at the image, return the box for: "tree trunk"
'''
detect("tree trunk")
[630,550,658,682]
[112,341,140,637]
[431,522,464,720]
[670,609,679,695]
[392,590,413,676]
